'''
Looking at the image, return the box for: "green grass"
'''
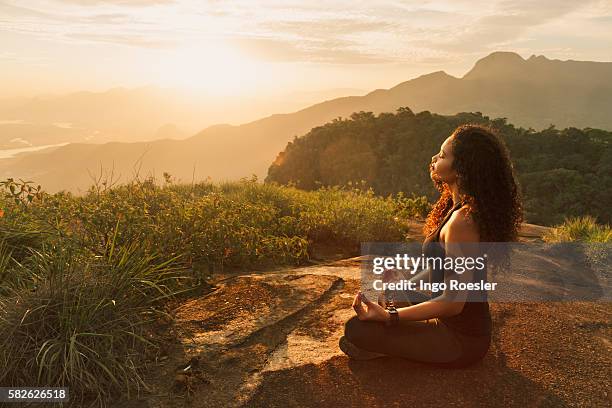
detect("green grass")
[542,215,612,243]
[0,243,186,406]
[0,176,428,406]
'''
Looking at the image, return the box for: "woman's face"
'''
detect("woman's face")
[429,135,457,184]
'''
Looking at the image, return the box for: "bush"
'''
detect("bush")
[543,215,612,243]
[0,241,189,406]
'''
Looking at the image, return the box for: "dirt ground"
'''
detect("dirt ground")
[113,223,611,408]
[114,271,610,407]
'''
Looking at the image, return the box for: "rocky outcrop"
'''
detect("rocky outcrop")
[117,248,610,407]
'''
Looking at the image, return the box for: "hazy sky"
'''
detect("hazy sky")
[2,0,611,99]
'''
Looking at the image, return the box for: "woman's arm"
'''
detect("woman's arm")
[407,266,430,285]
[377,265,431,308]
[393,211,480,321]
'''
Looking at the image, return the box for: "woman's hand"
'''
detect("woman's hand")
[352,291,390,323]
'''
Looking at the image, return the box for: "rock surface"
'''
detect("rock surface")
[116,223,611,407]
[116,263,609,407]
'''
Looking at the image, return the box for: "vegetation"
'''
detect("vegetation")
[543,215,612,243]
[0,175,426,406]
[266,109,612,226]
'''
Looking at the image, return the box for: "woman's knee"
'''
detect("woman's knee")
[344,315,371,345]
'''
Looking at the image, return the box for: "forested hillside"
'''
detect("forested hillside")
[266,108,611,226]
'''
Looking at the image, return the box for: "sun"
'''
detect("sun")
[156,40,262,97]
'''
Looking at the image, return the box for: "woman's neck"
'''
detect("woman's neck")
[449,183,462,206]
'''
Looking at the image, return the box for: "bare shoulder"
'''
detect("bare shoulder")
[442,205,480,242]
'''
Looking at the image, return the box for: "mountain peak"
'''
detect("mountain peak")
[528,54,550,62]
[388,70,457,92]
[422,70,452,78]
[482,51,525,62]
[411,70,455,83]
[462,51,526,80]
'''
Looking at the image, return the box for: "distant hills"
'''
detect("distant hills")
[0,86,364,149]
[1,51,611,195]
[0,87,193,149]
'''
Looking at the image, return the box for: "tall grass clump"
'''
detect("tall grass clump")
[543,215,612,243]
[0,239,189,406]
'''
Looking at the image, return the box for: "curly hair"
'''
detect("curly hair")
[422,123,524,243]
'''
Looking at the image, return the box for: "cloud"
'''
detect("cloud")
[412,0,601,52]
[57,0,174,6]
[65,32,177,48]
[233,17,400,64]
[230,36,393,64]
[1,0,610,66]
[81,13,133,24]
[263,18,396,37]
[589,15,612,24]
[0,1,174,48]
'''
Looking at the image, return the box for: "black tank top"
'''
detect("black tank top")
[422,201,492,337]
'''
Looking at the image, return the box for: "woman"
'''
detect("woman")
[339,123,523,368]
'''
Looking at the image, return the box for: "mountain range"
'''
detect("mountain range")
[1,51,611,193]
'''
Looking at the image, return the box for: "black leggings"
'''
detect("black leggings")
[343,290,490,368]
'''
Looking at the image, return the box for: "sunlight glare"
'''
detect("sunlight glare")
[156,41,261,97]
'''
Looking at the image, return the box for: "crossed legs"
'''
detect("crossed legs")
[344,289,463,364]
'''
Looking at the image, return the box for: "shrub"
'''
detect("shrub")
[543,215,611,243]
